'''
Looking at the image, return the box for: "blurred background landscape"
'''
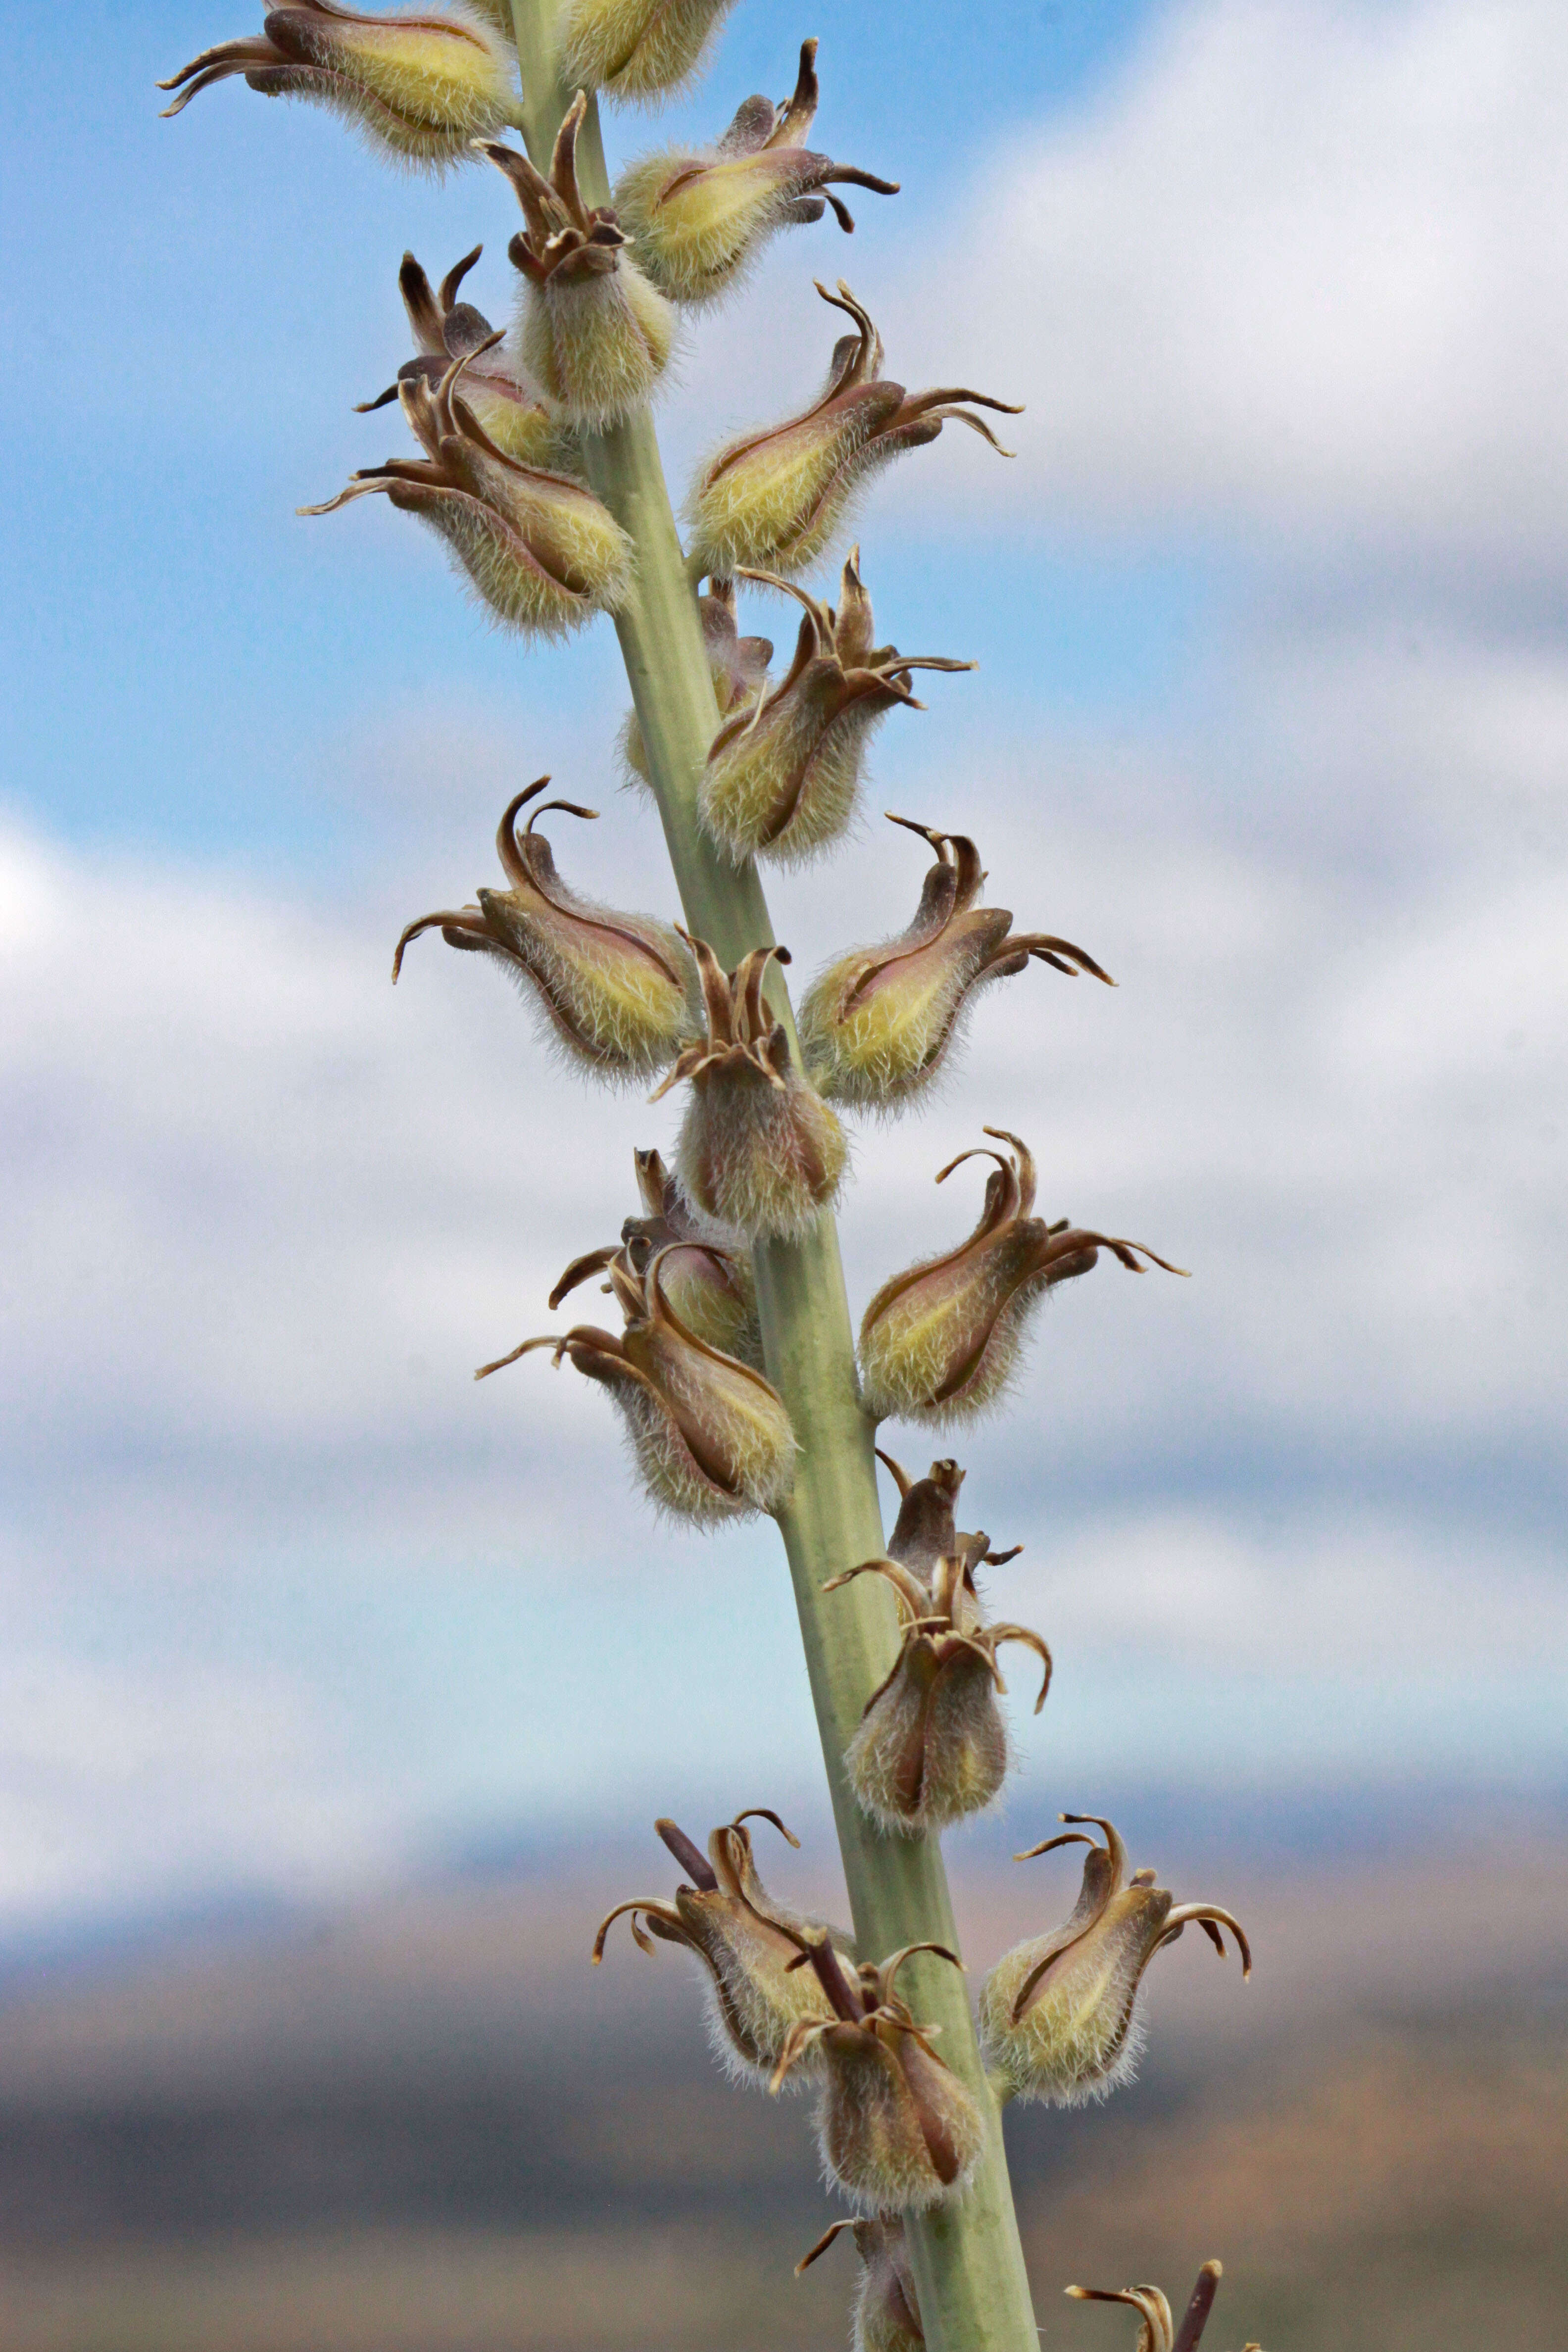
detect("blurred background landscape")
[3,0,1565,2345]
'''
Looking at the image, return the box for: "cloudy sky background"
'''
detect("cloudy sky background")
[2,0,1565,1949]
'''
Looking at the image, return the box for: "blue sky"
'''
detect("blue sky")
[2,0,1566,1946]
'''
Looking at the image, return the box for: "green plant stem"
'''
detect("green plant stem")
[506,16,1039,2346]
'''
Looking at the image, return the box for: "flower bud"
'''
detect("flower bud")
[622,580,772,788]
[686,280,1021,579]
[354,246,573,470]
[801,816,1114,1107]
[480,97,675,430]
[826,1525,1048,1835]
[476,1242,796,1519]
[651,938,848,1241]
[549,1145,763,1367]
[1066,2261,1258,2352]
[614,43,898,306]
[979,1815,1250,2107]
[594,1810,849,2084]
[562,0,736,104]
[772,1938,983,2214]
[698,558,974,866]
[797,2217,924,2352]
[858,1128,1187,1426]
[876,1449,967,1579]
[158,2,518,169]
[301,343,631,634]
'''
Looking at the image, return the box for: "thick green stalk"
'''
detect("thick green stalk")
[506,16,1039,2346]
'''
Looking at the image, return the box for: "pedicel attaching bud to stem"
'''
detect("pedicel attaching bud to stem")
[301,342,632,634]
[1066,2260,1262,2352]
[686,281,1021,579]
[614,42,898,306]
[594,1810,849,2085]
[797,2216,924,2352]
[771,1936,984,2215]
[549,1146,763,1366]
[475,1243,796,1519]
[622,580,773,788]
[698,556,974,866]
[561,0,737,104]
[800,816,1114,1109]
[858,1128,1188,1425]
[479,95,675,430]
[979,1815,1250,2107]
[392,782,700,1079]
[355,246,573,469]
[158,2,520,168]
[650,939,848,1240]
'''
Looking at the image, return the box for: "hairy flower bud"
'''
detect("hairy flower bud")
[549,1146,763,1366]
[562,0,737,104]
[686,280,1020,578]
[980,1816,1250,2107]
[355,245,573,469]
[698,558,973,865]
[826,1518,1048,1835]
[392,781,698,1077]
[798,2217,924,2352]
[158,2,519,168]
[622,581,772,787]
[772,1938,983,2214]
[481,97,675,429]
[594,1810,849,2083]
[476,1243,795,1519]
[651,938,848,1241]
[614,43,898,306]
[801,816,1114,1107]
[301,342,631,633]
[858,1128,1187,1425]
[1066,2260,1259,2352]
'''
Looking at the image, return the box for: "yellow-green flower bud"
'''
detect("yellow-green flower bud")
[772,1940,983,2214]
[477,1243,796,1519]
[392,781,698,1078]
[797,2217,924,2352]
[614,43,897,306]
[481,97,675,430]
[594,1811,849,2084]
[686,281,1020,579]
[302,343,631,635]
[651,938,848,1241]
[562,0,736,104]
[698,557,973,865]
[980,1816,1250,2107]
[1066,2260,1256,2352]
[355,246,574,470]
[622,581,772,788]
[549,1146,763,1366]
[159,2,519,169]
[801,816,1114,1106]
[858,1128,1187,1425]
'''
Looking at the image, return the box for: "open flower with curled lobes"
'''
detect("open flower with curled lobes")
[858,1129,1188,1426]
[622,580,773,789]
[593,1811,850,2085]
[480,97,675,430]
[549,1146,763,1367]
[301,343,631,634]
[698,557,974,866]
[614,42,898,307]
[797,2217,924,2352]
[801,818,1114,1110]
[1067,2261,1260,2352]
[686,281,1021,579]
[979,1815,1251,2107]
[826,1529,1049,1835]
[651,939,848,1241]
[355,247,572,470]
[158,3,519,167]
[476,1244,795,1519]
[562,0,737,104]
[771,1937,984,2214]
[392,782,699,1079]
